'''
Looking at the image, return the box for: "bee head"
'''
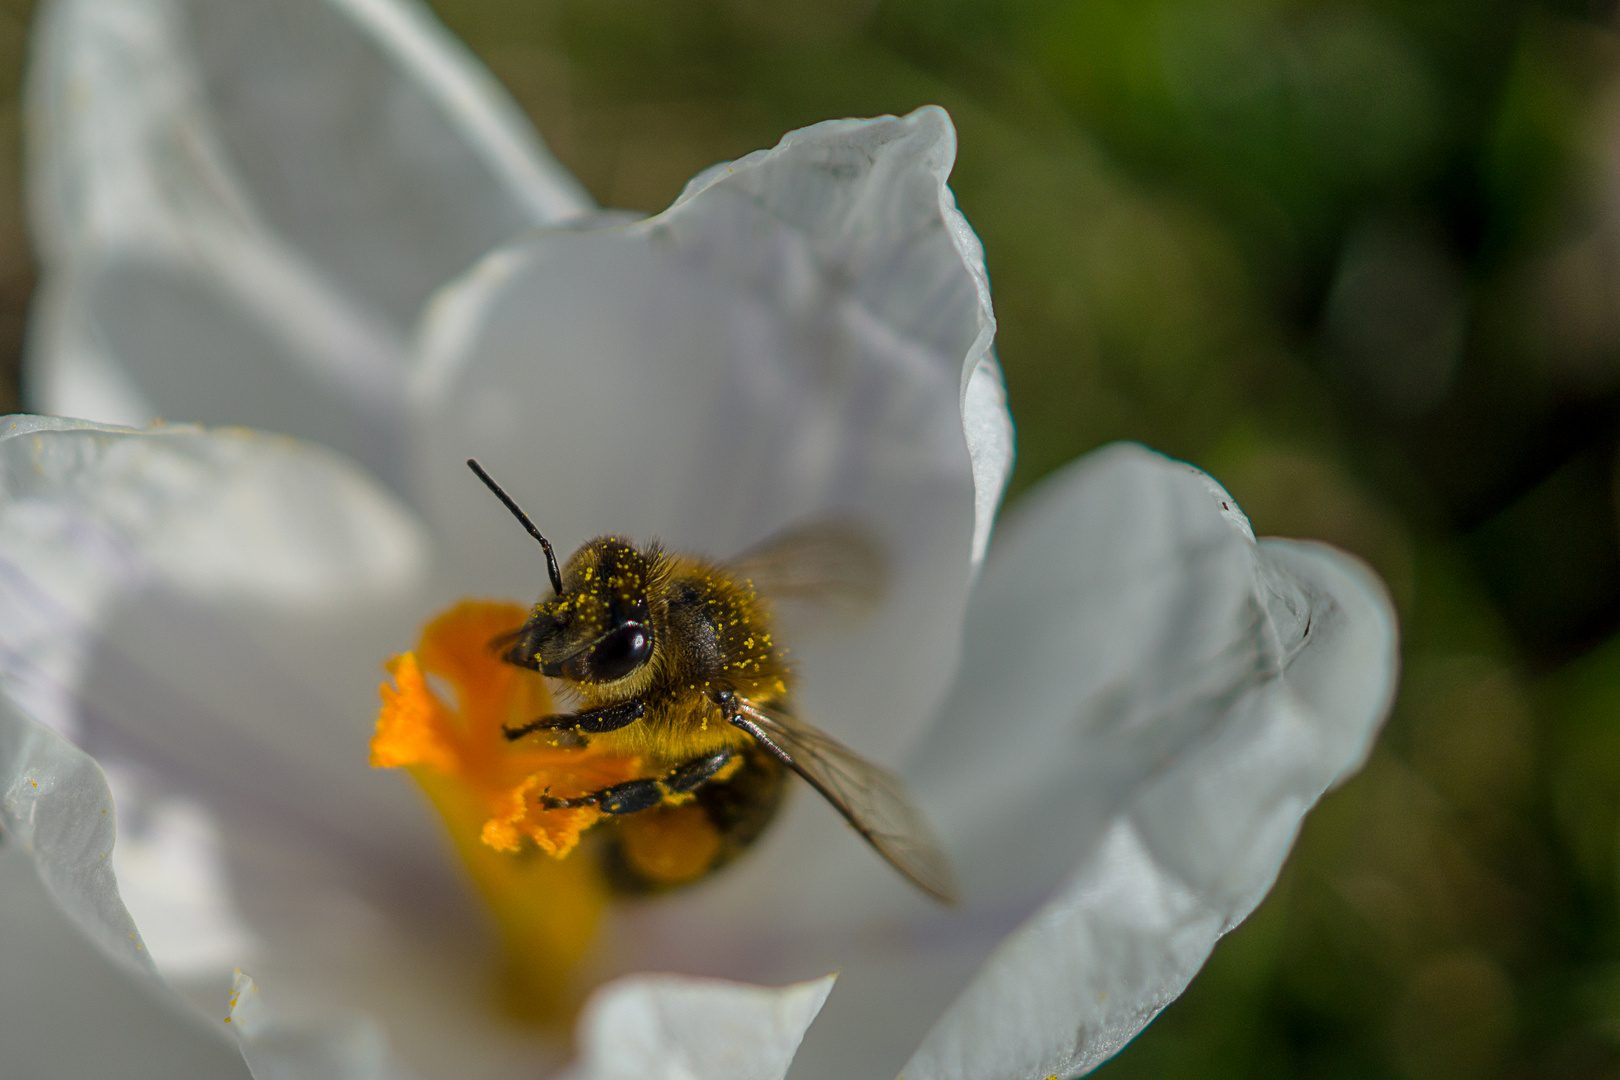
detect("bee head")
[510,537,655,684]
[465,460,656,686]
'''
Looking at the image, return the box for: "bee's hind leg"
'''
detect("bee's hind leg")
[664,749,740,795]
[596,746,787,895]
[503,700,646,741]
[539,748,739,815]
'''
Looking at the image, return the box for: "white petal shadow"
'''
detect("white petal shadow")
[27,0,590,484]
[884,446,1398,1080]
[559,973,835,1080]
[30,251,411,489]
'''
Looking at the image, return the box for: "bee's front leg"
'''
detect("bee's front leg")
[503,700,645,741]
[539,748,739,814]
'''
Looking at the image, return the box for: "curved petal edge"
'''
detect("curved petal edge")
[0,690,154,982]
[662,105,1010,569]
[901,446,1398,1080]
[559,972,836,1080]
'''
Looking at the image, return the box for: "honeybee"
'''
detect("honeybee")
[467,459,957,904]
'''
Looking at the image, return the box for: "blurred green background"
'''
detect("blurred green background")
[5,0,1620,1076]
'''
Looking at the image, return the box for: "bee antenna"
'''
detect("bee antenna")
[466,459,564,595]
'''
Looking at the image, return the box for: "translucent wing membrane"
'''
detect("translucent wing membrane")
[730,700,959,904]
[727,522,887,618]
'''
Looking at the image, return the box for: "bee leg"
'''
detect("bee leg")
[664,748,740,795]
[595,747,785,895]
[588,779,665,815]
[503,700,646,741]
[540,749,739,814]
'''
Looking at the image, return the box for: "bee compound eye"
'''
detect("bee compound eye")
[588,623,653,682]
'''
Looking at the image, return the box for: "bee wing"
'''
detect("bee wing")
[726,522,886,617]
[729,699,959,904]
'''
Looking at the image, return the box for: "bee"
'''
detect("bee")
[467,459,957,904]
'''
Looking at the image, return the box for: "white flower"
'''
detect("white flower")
[3,1,1400,1078]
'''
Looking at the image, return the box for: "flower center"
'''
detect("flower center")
[370,600,644,1024]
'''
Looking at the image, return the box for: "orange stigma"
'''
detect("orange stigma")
[371,600,643,1023]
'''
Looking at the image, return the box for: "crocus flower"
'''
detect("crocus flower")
[5,1,1400,1078]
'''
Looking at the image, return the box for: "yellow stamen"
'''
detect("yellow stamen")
[370,600,643,1024]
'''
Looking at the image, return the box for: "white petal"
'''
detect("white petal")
[103,762,259,980]
[559,973,835,1080]
[228,970,405,1080]
[661,106,1008,568]
[962,354,1015,568]
[29,253,412,489]
[412,107,996,767]
[26,0,591,481]
[1,652,545,1080]
[0,418,439,878]
[1,673,152,980]
[217,859,569,1080]
[0,686,251,1078]
[888,445,1398,1080]
[0,418,585,1078]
